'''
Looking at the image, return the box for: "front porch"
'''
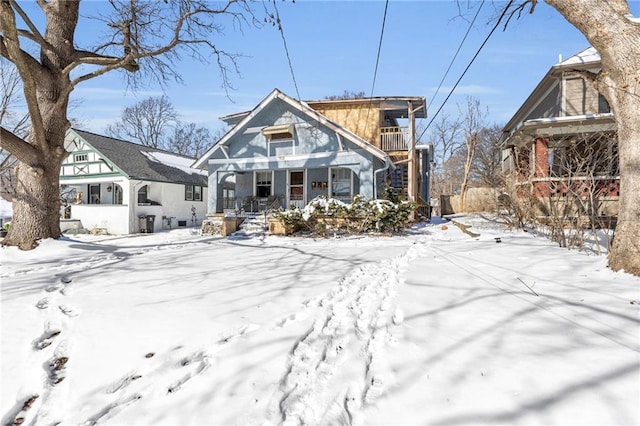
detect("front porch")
[216,166,360,216]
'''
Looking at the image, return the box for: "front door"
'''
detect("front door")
[288,170,305,209]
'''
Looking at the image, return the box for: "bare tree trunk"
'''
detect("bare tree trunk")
[544,0,640,275]
[3,97,69,248]
[608,104,640,274]
[6,157,63,249]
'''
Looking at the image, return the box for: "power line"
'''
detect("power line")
[419,0,514,141]
[364,0,390,137]
[272,0,300,101]
[369,0,389,99]
[428,0,485,109]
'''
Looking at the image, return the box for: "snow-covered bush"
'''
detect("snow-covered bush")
[272,195,416,236]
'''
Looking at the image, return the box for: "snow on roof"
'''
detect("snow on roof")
[140,150,206,177]
[560,47,600,66]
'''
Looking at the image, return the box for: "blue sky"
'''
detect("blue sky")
[67,0,639,138]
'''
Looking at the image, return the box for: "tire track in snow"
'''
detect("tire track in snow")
[275,244,422,425]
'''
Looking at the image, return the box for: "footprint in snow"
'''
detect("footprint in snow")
[167,353,210,394]
[45,341,71,385]
[32,329,62,350]
[106,372,143,394]
[35,297,50,309]
[58,305,80,317]
[45,276,72,294]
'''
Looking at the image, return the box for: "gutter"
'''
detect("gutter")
[373,157,393,199]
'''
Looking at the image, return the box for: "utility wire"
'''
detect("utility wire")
[419,0,514,141]
[272,0,300,101]
[369,0,389,99]
[428,0,485,109]
[365,0,390,138]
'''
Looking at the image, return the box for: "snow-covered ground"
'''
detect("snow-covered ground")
[1,215,639,425]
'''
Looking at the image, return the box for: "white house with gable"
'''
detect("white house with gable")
[60,129,208,234]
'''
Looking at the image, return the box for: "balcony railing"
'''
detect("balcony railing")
[380,126,408,151]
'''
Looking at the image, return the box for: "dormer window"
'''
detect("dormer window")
[262,124,295,156]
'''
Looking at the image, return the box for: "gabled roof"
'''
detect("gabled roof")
[193,89,391,169]
[501,47,601,142]
[67,129,207,186]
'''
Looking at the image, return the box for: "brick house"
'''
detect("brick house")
[500,47,619,219]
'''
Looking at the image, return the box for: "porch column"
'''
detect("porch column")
[534,137,550,197]
[208,171,220,214]
[407,102,417,202]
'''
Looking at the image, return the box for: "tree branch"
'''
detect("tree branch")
[8,0,53,52]
[0,1,48,151]
[0,126,41,166]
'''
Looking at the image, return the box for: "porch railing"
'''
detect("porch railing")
[380,126,408,151]
[523,176,620,198]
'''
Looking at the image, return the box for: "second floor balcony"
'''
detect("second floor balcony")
[380,126,409,152]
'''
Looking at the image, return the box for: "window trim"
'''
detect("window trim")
[254,170,273,198]
[185,184,203,202]
[137,185,148,204]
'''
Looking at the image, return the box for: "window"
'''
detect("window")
[262,124,295,156]
[255,171,272,197]
[185,185,203,201]
[74,153,88,162]
[331,168,352,198]
[138,185,148,204]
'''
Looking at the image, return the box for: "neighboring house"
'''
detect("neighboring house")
[60,129,208,234]
[193,89,430,218]
[500,47,619,217]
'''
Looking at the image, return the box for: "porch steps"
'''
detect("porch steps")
[229,213,270,239]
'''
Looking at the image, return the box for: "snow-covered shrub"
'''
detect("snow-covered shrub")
[272,208,306,234]
[272,195,416,236]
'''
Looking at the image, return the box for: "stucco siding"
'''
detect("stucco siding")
[226,99,341,159]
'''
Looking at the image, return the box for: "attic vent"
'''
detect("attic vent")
[261,124,294,140]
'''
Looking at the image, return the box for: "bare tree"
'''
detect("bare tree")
[106,95,177,149]
[472,124,504,188]
[428,113,463,198]
[458,96,487,211]
[0,0,272,249]
[505,0,640,275]
[168,122,215,158]
[324,91,367,100]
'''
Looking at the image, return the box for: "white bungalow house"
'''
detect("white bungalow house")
[60,129,208,234]
[193,88,430,218]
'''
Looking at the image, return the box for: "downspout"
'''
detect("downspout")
[373,157,393,199]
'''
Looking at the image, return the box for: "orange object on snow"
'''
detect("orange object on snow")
[441,225,448,230]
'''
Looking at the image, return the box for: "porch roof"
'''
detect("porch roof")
[503,113,616,148]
